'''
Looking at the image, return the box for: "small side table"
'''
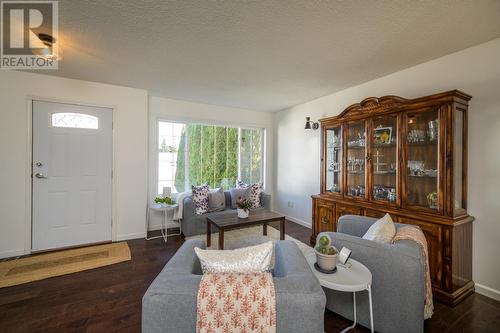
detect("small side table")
[306,254,374,333]
[146,204,180,242]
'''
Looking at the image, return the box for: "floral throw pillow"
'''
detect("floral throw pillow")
[236,180,263,209]
[192,184,209,215]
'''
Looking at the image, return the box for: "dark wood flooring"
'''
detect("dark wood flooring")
[0,221,498,332]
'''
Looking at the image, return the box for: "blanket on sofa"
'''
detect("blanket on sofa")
[196,272,276,333]
[393,226,434,319]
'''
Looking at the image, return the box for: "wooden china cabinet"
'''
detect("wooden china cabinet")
[311,90,474,306]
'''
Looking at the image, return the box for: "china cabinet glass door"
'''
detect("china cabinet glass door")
[325,126,342,194]
[346,121,366,198]
[371,115,398,204]
[405,109,440,211]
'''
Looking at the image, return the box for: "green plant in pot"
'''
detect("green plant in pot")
[236,198,252,218]
[154,196,175,206]
[315,235,339,271]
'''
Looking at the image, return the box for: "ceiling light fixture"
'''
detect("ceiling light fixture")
[305,117,319,130]
[33,33,61,61]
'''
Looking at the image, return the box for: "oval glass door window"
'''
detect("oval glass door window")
[52,113,99,129]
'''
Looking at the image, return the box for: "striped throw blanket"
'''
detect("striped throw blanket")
[393,226,434,319]
[197,272,276,333]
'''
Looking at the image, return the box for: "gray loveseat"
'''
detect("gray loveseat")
[318,215,425,333]
[142,239,326,333]
[181,191,271,236]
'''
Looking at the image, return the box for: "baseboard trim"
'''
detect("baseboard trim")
[277,213,311,228]
[116,232,146,241]
[475,283,500,302]
[0,249,26,260]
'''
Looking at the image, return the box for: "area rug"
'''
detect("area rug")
[0,242,131,288]
[186,225,314,257]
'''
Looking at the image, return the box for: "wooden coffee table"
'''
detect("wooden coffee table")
[206,209,286,249]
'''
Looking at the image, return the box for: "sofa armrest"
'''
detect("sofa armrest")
[182,196,196,220]
[261,192,271,210]
[337,215,378,237]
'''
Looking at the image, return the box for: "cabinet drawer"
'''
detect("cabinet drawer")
[398,217,443,288]
[315,201,335,234]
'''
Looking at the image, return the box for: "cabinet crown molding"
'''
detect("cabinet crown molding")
[320,90,471,124]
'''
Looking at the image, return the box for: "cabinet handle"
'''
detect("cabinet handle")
[322,216,329,224]
[365,154,371,161]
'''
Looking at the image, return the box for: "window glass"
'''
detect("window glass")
[52,113,98,129]
[157,121,264,194]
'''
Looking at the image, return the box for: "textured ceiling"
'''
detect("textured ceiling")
[40,0,500,111]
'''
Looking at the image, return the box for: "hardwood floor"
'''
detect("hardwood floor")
[0,221,498,332]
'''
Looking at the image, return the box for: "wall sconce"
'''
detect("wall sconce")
[304,117,319,130]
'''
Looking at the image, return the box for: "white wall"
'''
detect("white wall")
[275,38,500,299]
[148,96,275,229]
[0,71,149,257]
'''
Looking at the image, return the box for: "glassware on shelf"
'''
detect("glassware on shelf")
[347,131,366,147]
[408,160,425,176]
[348,185,365,197]
[406,110,439,209]
[427,119,439,141]
[372,186,397,202]
[326,126,342,193]
[408,129,426,143]
[347,121,366,197]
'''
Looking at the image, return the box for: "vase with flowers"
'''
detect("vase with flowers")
[236,198,252,218]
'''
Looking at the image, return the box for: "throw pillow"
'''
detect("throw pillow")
[236,180,263,208]
[195,241,273,274]
[191,184,209,215]
[208,188,225,212]
[362,213,396,243]
[230,187,251,209]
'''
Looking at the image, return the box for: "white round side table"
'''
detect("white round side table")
[306,254,374,333]
[145,204,180,242]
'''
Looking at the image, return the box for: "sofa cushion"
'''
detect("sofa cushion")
[229,187,251,209]
[237,180,264,208]
[192,184,209,215]
[362,213,396,243]
[208,188,225,212]
[194,241,273,274]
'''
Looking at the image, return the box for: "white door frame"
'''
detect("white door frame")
[25,95,117,254]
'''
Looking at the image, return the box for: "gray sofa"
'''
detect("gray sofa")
[181,191,271,236]
[318,215,425,333]
[142,239,326,333]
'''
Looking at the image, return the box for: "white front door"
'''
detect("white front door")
[32,101,113,251]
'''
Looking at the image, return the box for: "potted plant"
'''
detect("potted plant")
[154,196,175,207]
[315,234,338,271]
[236,198,252,218]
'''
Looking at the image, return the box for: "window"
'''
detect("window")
[52,113,98,129]
[157,121,264,194]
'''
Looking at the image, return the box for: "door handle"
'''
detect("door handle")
[35,173,48,179]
